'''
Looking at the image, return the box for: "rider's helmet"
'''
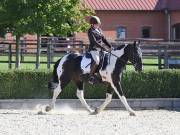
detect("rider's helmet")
[89,16,101,25]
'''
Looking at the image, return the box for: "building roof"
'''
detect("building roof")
[83,0,180,11]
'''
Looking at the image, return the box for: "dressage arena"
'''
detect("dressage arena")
[0,100,180,135]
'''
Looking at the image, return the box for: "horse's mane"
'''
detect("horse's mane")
[115,41,138,51]
[114,44,126,50]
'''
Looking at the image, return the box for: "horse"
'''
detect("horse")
[46,41,143,116]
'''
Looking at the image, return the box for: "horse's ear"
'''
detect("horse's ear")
[133,41,136,46]
[133,41,137,48]
[133,40,140,47]
[138,40,141,44]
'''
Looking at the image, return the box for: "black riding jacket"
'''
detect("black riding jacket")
[88,26,112,51]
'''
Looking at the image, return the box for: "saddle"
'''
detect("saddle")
[80,51,104,74]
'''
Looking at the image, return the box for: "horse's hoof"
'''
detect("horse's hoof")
[45,106,52,112]
[90,111,98,115]
[90,108,100,115]
[129,112,136,116]
[95,107,101,114]
[37,111,45,115]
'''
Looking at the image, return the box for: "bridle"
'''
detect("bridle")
[107,46,140,68]
[130,46,143,68]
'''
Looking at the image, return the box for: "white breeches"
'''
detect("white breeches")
[90,50,100,65]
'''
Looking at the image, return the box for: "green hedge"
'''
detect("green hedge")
[0,69,180,99]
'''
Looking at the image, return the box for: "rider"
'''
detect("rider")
[88,16,112,84]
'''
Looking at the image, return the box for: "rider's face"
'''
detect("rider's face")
[93,24,100,28]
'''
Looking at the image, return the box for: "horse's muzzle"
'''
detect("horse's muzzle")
[135,63,143,72]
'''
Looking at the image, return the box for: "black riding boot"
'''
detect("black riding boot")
[88,62,98,84]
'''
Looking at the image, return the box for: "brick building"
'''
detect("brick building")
[77,0,180,42]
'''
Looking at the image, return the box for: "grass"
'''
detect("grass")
[0,55,61,70]
[0,55,160,70]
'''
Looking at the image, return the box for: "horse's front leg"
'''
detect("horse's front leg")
[75,81,94,113]
[111,81,136,116]
[94,85,113,114]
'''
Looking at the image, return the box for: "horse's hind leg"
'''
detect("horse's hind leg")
[75,81,94,113]
[95,85,114,114]
[45,82,62,112]
[46,75,70,112]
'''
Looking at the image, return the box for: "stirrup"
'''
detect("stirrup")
[88,76,95,85]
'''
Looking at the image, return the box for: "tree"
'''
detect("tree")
[0,0,91,36]
[17,0,92,36]
[0,0,32,68]
[0,0,92,68]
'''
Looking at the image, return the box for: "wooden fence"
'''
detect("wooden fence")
[0,37,87,69]
[114,39,180,69]
[0,37,180,69]
[140,42,180,69]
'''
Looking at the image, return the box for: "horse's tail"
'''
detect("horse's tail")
[53,59,61,83]
[48,58,61,90]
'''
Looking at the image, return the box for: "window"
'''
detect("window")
[117,26,126,39]
[173,23,180,40]
[142,26,151,38]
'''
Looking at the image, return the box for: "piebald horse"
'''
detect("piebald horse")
[46,41,143,116]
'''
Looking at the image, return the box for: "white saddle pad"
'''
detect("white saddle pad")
[81,56,92,74]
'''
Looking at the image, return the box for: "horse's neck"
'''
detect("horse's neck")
[99,52,126,78]
[99,47,127,70]
[111,47,126,58]
[109,48,128,69]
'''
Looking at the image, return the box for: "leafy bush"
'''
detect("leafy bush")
[0,69,180,99]
[0,70,51,99]
[122,70,180,98]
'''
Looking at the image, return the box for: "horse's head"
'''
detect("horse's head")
[127,41,143,72]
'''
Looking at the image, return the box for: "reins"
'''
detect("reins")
[107,50,119,58]
[107,50,127,64]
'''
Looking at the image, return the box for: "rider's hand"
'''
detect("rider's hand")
[107,47,113,52]
[106,48,110,52]
[103,47,108,52]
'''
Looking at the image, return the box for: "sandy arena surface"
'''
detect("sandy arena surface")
[0,107,180,135]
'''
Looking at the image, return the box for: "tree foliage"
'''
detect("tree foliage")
[0,0,92,37]
[0,0,92,68]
